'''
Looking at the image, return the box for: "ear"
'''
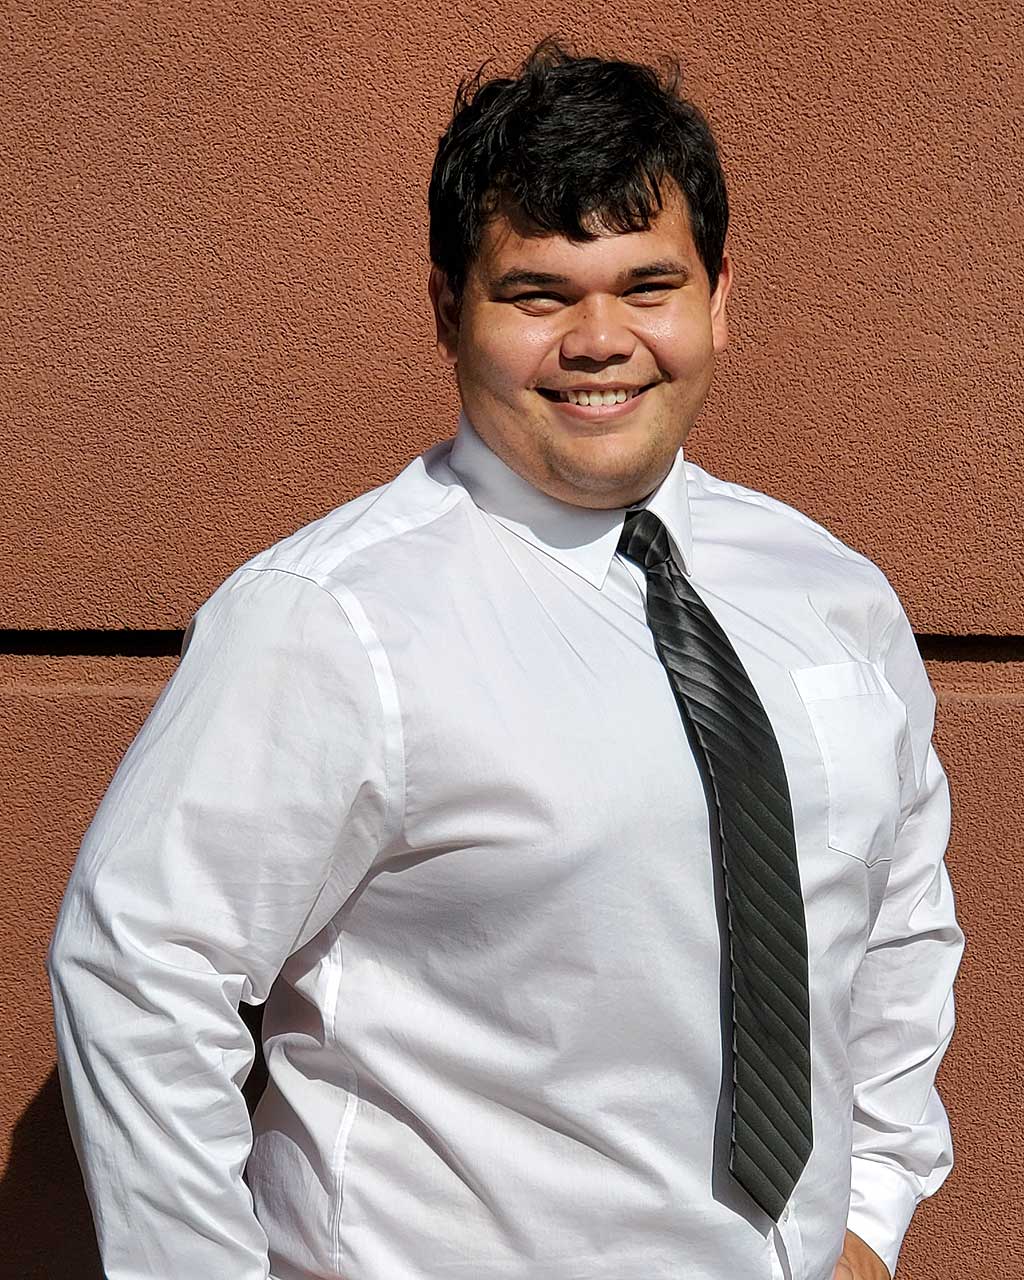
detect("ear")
[428,266,461,365]
[710,250,733,355]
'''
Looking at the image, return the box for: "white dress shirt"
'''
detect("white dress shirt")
[49,411,963,1280]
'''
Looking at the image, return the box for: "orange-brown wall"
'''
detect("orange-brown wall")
[2,4,1021,1277]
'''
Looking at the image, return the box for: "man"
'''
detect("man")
[49,39,963,1280]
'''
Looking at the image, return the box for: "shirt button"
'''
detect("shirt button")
[780,1205,791,1223]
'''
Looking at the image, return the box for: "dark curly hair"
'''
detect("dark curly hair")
[428,37,729,303]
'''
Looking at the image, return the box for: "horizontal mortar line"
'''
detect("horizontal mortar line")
[0,629,186,657]
[0,631,1021,661]
[917,635,1024,662]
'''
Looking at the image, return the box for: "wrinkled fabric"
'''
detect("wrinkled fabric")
[49,411,962,1280]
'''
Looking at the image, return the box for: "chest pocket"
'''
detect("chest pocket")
[790,660,911,865]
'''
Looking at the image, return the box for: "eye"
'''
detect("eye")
[510,291,566,304]
[627,283,671,295]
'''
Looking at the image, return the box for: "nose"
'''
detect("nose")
[559,296,636,365]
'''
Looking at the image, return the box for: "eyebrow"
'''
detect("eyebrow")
[490,259,691,291]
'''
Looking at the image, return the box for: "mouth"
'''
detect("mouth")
[535,381,659,407]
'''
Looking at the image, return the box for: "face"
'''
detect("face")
[429,181,732,509]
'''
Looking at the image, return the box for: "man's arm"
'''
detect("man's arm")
[833,1229,891,1280]
[47,567,388,1280]
[842,585,965,1278]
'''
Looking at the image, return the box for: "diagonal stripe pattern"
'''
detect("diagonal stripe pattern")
[618,508,812,1221]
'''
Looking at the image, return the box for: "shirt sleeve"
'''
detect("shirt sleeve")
[844,584,965,1277]
[47,566,390,1280]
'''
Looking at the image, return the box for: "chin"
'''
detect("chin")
[555,437,671,488]
[545,457,664,508]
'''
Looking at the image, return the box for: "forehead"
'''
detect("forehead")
[475,184,701,286]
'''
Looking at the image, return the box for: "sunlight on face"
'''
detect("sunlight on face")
[429,182,732,509]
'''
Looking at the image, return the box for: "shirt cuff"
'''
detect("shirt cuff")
[847,1157,922,1279]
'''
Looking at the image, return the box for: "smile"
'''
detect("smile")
[535,381,658,419]
[537,384,654,406]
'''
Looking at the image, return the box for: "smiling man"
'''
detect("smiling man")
[432,189,728,511]
[49,39,962,1280]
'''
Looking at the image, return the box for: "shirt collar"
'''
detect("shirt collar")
[447,409,694,589]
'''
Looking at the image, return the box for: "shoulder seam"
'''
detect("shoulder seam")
[255,488,468,583]
[686,463,875,570]
[237,566,407,858]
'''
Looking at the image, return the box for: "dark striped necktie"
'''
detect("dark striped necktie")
[617,507,812,1221]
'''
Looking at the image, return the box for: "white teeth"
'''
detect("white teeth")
[561,387,643,406]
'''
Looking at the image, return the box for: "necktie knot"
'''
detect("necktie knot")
[617,507,673,571]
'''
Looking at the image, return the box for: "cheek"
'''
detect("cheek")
[464,319,553,388]
[641,311,715,373]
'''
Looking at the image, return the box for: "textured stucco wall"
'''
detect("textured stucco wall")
[2,2,1022,1276]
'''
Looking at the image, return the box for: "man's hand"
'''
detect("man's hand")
[832,1230,891,1280]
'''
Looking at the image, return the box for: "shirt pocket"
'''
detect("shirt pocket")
[790,660,909,866]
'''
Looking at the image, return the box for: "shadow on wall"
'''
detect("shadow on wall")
[0,1068,102,1280]
[0,1004,268,1279]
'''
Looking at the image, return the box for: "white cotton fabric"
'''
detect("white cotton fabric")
[49,411,963,1280]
